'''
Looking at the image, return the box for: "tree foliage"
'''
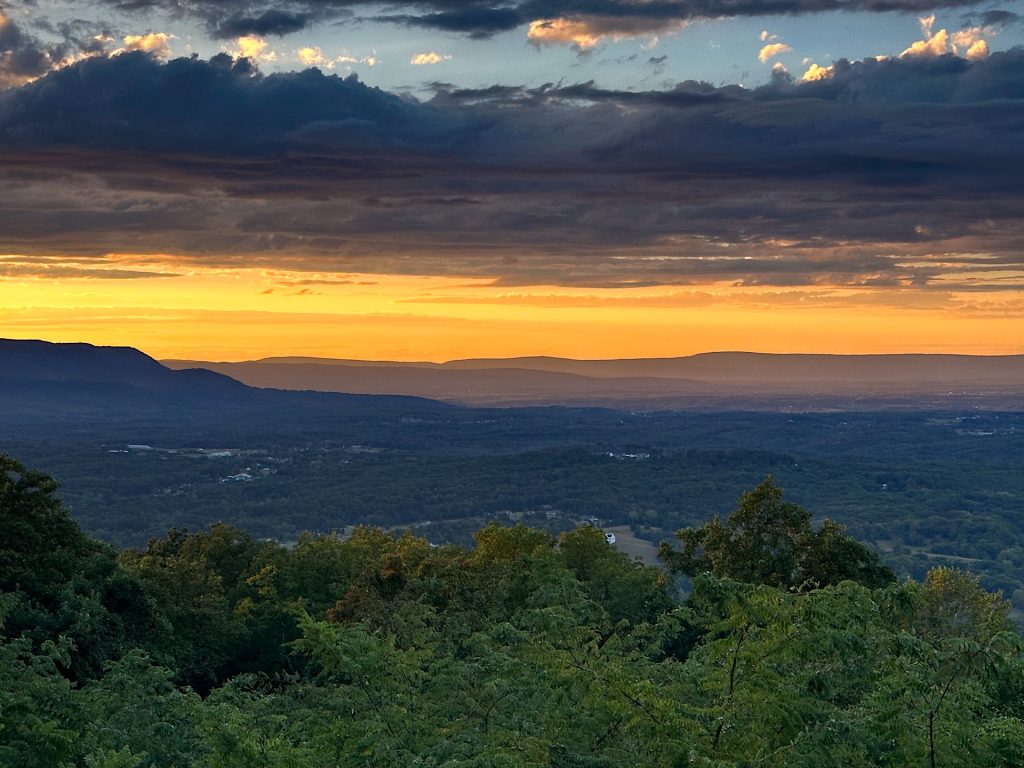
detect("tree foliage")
[2,456,1022,767]
[660,476,895,589]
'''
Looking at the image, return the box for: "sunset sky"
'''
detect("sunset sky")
[2,0,1023,360]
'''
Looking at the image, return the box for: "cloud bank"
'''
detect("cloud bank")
[1,46,1023,289]
[91,0,1007,42]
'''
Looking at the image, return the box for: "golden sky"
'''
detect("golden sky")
[3,14,1024,362]
[4,259,1023,361]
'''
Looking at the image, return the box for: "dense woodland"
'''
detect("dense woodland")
[3,453,1024,767]
[11,409,1024,611]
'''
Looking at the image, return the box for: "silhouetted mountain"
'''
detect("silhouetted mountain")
[0,339,454,428]
[434,353,1024,383]
[0,339,244,397]
[163,352,1024,408]
[5,339,1022,420]
[161,360,708,404]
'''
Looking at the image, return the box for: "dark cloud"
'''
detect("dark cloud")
[381,8,524,37]
[91,0,996,40]
[1,50,1024,289]
[213,10,314,37]
[0,51,473,153]
[34,18,115,54]
[0,11,67,87]
[379,0,1003,39]
[961,9,1020,27]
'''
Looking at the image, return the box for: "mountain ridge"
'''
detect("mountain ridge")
[0,339,246,395]
[171,351,1024,382]
[4,339,1023,414]
[162,351,1024,408]
[0,338,455,421]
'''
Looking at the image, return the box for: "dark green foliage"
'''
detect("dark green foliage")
[660,477,894,589]
[558,525,674,625]
[0,454,95,600]
[2,456,1023,767]
[0,455,158,681]
[0,604,78,768]
[118,524,297,691]
[801,518,896,589]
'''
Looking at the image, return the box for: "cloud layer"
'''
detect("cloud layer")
[0,10,74,87]
[90,0,1009,41]
[1,46,1023,289]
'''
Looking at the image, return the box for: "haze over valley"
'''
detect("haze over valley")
[164,352,1024,408]
[4,338,1024,619]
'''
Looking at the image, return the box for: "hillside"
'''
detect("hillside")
[1,338,244,395]
[0,338,453,424]
[163,352,1024,408]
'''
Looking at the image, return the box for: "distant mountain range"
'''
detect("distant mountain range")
[229,352,1024,382]
[0,339,450,427]
[2,339,1022,417]
[163,352,1024,409]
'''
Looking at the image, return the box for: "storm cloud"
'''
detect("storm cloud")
[213,10,316,38]
[93,0,1002,39]
[0,11,71,87]
[1,48,1024,288]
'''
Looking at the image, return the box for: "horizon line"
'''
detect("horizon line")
[6,337,1024,365]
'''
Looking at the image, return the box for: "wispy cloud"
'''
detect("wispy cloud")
[0,255,179,279]
[758,42,791,63]
[410,51,451,65]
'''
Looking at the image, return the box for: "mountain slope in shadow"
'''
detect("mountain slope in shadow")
[0,339,454,423]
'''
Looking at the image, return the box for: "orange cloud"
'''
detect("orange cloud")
[529,18,602,48]
[411,52,451,65]
[527,17,686,50]
[952,28,991,60]
[901,16,992,61]
[230,35,277,63]
[119,33,174,59]
[296,46,325,66]
[901,29,949,58]
[800,62,833,81]
[759,42,791,63]
[963,39,989,60]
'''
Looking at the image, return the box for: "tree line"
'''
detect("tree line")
[2,454,1022,767]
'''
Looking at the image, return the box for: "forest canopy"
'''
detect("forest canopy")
[659,476,896,589]
[2,454,1023,767]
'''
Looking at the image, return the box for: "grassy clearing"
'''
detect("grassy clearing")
[606,524,662,566]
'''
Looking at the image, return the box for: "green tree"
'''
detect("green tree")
[120,528,248,690]
[660,477,894,589]
[0,596,79,768]
[866,569,1024,768]
[76,651,205,768]
[558,526,674,626]
[473,523,554,565]
[0,455,157,680]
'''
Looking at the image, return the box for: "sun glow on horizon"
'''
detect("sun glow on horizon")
[3,256,1024,361]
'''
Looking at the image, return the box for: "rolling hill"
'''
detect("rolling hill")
[162,352,1024,408]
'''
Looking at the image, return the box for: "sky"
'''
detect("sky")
[1,0,1024,360]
